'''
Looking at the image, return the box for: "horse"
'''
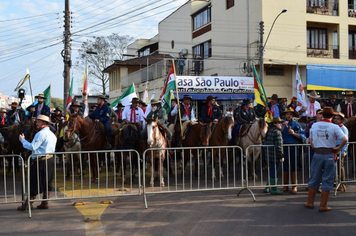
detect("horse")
[144,117,169,187]
[66,113,109,182]
[180,122,212,177]
[113,123,140,181]
[239,118,268,180]
[209,116,235,180]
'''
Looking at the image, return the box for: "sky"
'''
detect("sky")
[0,0,188,100]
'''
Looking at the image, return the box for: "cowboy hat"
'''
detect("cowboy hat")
[150,98,161,105]
[343,91,354,96]
[26,105,35,111]
[319,107,338,116]
[290,96,297,102]
[183,95,192,100]
[131,97,140,103]
[279,98,287,104]
[282,107,298,117]
[138,100,147,106]
[270,94,278,100]
[116,103,124,108]
[269,117,283,124]
[71,101,82,108]
[35,93,47,99]
[9,102,18,108]
[36,114,51,123]
[334,112,346,121]
[54,107,62,112]
[307,90,320,99]
[206,95,217,102]
[171,98,177,103]
[330,94,337,99]
[97,95,106,100]
[91,104,98,108]
[0,108,7,113]
[241,98,251,105]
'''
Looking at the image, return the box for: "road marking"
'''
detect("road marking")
[75,202,108,236]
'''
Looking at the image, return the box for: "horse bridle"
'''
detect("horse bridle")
[68,117,98,146]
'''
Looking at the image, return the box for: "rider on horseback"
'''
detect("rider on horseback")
[170,95,195,146]
[232,98,257,145]
[89,95,112,149]
[7,102,26,125]
[140,99,172,146]
[201,95,222,128]
[121,97,144,130]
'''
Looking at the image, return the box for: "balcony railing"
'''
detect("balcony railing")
[307,45,339,59]
[306,0,339,16]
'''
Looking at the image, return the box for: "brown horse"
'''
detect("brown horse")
[144,117,169,187]
[180,122,212,177]
[66,113,108,182]
[209,116,235,180]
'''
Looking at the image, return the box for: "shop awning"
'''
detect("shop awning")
[307,64,356,91]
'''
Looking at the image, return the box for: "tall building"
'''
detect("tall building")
[105,0,356,115]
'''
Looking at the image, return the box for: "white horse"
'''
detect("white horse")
[63,125,83,179]
[239,118,268,180]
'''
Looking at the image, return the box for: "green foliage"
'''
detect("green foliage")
[51,97,64,111]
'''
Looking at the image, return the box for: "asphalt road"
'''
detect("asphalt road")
[1,184,355,236]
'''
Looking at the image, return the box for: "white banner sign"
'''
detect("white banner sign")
[176,76,254,94]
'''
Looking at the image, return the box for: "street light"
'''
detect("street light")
[259,8,287,84]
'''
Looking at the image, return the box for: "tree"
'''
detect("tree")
[51,97,64,111]
[75,33,133,95]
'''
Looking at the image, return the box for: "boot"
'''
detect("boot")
[270,178,283,195]
[105,137,112,150]
[291,171,298,194]
[282,172,289,192]
[319,191,331,212]
[17,195,36,211]
[304,188,317,209]
[264,177,270,193]
[37,191,50,209]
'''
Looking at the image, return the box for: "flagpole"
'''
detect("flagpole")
[49,84,52,110]
[172,59,183,137]
[28,75,34,103]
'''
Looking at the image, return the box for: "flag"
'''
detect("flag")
[162,63,176,114]
[144,89,156,116]
[143,83,149,106]
[296,64,307,108]
[43,85,51,107]
[65,76,74,120]
[14,69,30,92]
[82,66,89,117]
[252,63,273,123]
[110,84,137,108]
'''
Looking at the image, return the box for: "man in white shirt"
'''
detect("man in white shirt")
[296,90,321,128]
[122,97,144,129]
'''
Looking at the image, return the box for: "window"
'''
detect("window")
[139,48,150,57]
[266,67,284,76]
[307,27,328,49]
[349,31,356,59]
[307,0,327,7]
[193,40,212,59]
[227,0,234,9]
[193,7,211,31]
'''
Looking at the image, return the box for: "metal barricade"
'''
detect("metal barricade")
[142,146,244,208]
[335,141,356,195]
[27,150,142,218]
[0,154,26,204]
[242,144,313,200]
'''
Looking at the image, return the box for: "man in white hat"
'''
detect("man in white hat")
[336,91,356,119]
[34,93,50,118]
[18,115,57,210]
[296,90,321,128]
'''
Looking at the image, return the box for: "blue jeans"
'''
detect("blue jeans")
[229,123,241,145]
[283,146,299,172]
[269,161,281,179]
[308,153,336,191]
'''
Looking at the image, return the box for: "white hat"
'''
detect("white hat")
[36,115,51,123]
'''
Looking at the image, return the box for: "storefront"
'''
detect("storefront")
[176,76,254,118]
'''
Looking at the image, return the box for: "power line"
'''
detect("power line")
[0,12,59,22]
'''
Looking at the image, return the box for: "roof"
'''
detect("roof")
[103,51,173,73]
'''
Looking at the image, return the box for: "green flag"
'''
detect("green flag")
[162,63,176,114]
[43,85,51,107]
[110,84,137,108]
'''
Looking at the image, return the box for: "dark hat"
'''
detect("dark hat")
[183,95,192,100]
[290,96,297,101]
[9,102,18,108]
[71,101,82,108]
[35,93,47,99]
[116,103,124,108]
[171,98,177,103]
[138,100,147,106]
[343,91,354,96]
[330,94,337,99]
[97,95,106,100]
[282,107,298,117]
[320,107,338,116]
[241,98,251,105]
[270,94,278,100]
[206,95,217,102]
[131,97,140,103]
[54,107,62,112]
[26,105,35,111]
[91,104,98,108]
[269,117,283,124]
[316,109,323,114]
[279,98,287,104]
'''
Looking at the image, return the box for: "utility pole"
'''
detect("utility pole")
[62,0,71,113]
[259,21,264,84]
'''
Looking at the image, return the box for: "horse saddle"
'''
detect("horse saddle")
[181,121,197,140]
[239,123,251,137]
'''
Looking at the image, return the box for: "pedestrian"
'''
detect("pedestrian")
[267,94,283,118]
[178,55,186,75]
[34,93,50,117]
[194,55,202,76]
[50,107,63,123]
[281,107,306,194]
[305,107,347,211]
[70,101,84,117]
[18,115,57,210]
[332,112,348,191]
[337,91,356,119]
[138,100,147,114]
[264,117,284,195]
[326,94,338,111]
[287,96,298,110]
[0,108,8,127]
